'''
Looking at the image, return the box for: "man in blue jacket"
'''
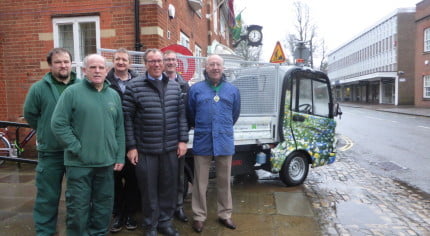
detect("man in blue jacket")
[187,54,241,233]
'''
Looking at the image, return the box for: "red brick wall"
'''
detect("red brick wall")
[415,0,430,107]
[0,0,232,121]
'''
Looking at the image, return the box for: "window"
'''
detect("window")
[424,75,430,98]
[53,16,101,77]
[180,32,190,49]
[425,28,430,52]
[292,77,330,117]
[194,45,202,57]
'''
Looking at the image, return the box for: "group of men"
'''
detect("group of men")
[23,47,241,236]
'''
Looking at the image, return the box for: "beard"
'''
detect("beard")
[55,71,70,81]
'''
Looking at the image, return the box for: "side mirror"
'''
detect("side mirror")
[333,103,342,119]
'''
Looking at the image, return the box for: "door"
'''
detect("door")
[289,72,337,167]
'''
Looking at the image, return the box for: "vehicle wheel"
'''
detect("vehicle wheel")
[0,136,11,166]
[279,152,309,186]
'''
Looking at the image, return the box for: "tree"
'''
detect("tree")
[234,40,262,61]
[284,1,326,69]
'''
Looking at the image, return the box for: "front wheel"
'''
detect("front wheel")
[0,135,12,166]
[279,152,309,186]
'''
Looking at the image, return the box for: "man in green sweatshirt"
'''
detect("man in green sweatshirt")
[51,54,125,236]
[23,48,80,236]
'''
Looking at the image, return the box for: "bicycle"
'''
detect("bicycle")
[0,121,37,165]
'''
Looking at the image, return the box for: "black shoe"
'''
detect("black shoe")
[192,220,204,233]
[157,226,179,236]
[145,229,157,236]
[124,216,137,230]
[174,208,188,222]
[110,216,123,233]
[218,218,236,230]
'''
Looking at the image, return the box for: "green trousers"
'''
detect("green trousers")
[33,152,65,236]
[65,165,114,236]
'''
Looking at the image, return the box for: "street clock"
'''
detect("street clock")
[246,25,263,47]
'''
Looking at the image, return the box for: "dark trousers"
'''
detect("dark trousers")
[113,158,140,218]
[176,156,185,209]
[135,151,178,230]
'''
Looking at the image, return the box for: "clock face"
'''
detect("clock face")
[248,30,262,43]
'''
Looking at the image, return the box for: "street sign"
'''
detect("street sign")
[270,41,286,63]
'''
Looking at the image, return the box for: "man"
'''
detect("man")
[123,48,188,236]
[23,48,80,236]
[163,50,189,223]
[187,54,241,233]
[106,48,140,233]
[51,54,125,236]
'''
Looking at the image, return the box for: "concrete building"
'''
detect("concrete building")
[415,0,430,107]
[0,0,235,120]
[328,8,416,105]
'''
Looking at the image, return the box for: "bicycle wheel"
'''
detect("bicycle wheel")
[0,135,11,166]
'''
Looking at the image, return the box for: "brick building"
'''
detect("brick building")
[0,0,234,120]
[415,0,430,107]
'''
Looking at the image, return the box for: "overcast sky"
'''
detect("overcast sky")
[234,0,419,61]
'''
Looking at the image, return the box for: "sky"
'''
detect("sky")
[234,0,419,62]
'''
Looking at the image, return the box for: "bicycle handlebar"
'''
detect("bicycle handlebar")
[0,121,31,128]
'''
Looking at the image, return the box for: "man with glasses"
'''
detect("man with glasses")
[163,50,190,223]
[123,48,188,236]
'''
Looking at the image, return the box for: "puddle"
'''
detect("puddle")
[336,201,387,226]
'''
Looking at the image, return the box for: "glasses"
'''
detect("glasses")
[146,60,163,65]
[163,58,177,62]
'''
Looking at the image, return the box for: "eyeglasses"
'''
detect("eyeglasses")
[146,60,163,65]
[163,58,177,62]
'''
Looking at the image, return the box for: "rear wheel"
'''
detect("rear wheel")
[279,152,309,186]
[0,136,11,166]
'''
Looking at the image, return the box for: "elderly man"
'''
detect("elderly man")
[123,48,188,236]
[187,54,241,233]
[24,48,80,236]
[51,54,125,236]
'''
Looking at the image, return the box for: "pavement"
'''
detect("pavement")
[340,102,430,117]
[1,103,429,236]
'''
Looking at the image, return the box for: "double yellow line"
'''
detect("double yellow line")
[338,135,353,152]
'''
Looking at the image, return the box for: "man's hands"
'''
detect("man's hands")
[113,163,124,171]
[177,142,187,158]
[127,148,138,165]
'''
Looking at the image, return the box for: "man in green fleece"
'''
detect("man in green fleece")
[51,54,125,236]
[23,48,80,236]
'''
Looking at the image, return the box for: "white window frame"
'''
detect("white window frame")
[180,32,190,49]
[194,45,202,57]
[425,28,430,52]
[53,16,101,77]
[424,75,430,98]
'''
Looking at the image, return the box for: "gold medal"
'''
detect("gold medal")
[214,95,220,102]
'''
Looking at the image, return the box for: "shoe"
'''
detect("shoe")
[110,216,123,233]
[157,226,179,236]
[192,220,204,233]
[218,218,236,230]
[145,229,157,236]
[124,216,137,230]
[174,208,188,222]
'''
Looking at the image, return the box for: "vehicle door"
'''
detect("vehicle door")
[289,70,337,167]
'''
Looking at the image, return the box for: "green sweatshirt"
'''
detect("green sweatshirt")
[23,72,79,153]
[51,79,125,167]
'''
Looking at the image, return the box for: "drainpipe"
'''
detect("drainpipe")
[134,0,143,51]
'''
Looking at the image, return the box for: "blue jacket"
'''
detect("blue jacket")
[187,73,240,156]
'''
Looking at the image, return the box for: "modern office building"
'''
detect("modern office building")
[328,8,416,105]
